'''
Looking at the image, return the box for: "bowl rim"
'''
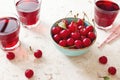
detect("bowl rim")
[50,17,97,51]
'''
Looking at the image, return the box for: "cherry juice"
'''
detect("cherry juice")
[16,1,40,25]
[95,1,119,27]
[0,17,20,50]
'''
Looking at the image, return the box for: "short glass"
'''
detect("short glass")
[0,12,20,51]
[94,0,120,30]
[15,0,42,28]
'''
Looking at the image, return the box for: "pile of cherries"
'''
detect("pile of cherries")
[51,18,96,49]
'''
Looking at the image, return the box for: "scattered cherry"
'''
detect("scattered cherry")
[108,66,117,75]
[6,52,15,60]
[99,56,108,64]
[25,69,34,79]
[34,50,42,58]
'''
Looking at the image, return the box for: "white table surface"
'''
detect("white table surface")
[0,0,120,80]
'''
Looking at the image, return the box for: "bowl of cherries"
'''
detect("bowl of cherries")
[50,17,96,56]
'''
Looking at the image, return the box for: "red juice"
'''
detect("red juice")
[0,17,20,50]
[16,1,40,25]
[95,1,119,27]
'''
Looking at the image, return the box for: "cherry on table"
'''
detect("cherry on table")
[6,52,15,60]
[25,69,34,79]
[34,50,42,58]
[108,66,117,75]
[99,56,108,64]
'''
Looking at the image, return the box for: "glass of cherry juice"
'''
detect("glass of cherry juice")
[94,0,120,30]
[15,0,42,28]
[0,13,20,51]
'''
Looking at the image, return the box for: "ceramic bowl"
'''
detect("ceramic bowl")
[50,17,96,56]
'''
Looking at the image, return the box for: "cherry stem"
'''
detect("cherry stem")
[73,13,79,22]
[29,46,34,52]
[92,19,95,28]
[65,10,72,18]
[83,11,90,23]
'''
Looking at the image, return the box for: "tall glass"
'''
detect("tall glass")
[15,0,42,29]
[94,0,120,30]
[0,12,20,51]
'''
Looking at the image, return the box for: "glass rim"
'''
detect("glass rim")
[14,0,41,13]
[94,0,120,12]
[0,15,20,35]
[14,0,42,5]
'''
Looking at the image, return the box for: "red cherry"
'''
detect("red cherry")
[99,56,108,64]
[79,28,88,36]
[25,69,34,79]
[82,38,91,47]
[67,38,74,46]
[70,32,81,40]
[86,26,94,32]
[74,40,83,48]
[80,36,86,41]
[77,19,84,26]
[68,21,78,32]
[78,25,84,30]
[59,29,70,39]
[34,50,42,58]
[108,66,117,75]
[51,26,62,35]
[59,40,67,47]
[53,34,61,43]
[6,52,15,60]
[87,32,96,40]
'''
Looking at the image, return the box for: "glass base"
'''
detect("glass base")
[22,20,40,29]
[95,23,113,31]
[1,41,20,51]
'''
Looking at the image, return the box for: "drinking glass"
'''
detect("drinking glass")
[15,0,42,29]
[94,0,120,30]
[0,12,20,51]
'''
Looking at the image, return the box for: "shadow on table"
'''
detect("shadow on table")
[65,44,107,79]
